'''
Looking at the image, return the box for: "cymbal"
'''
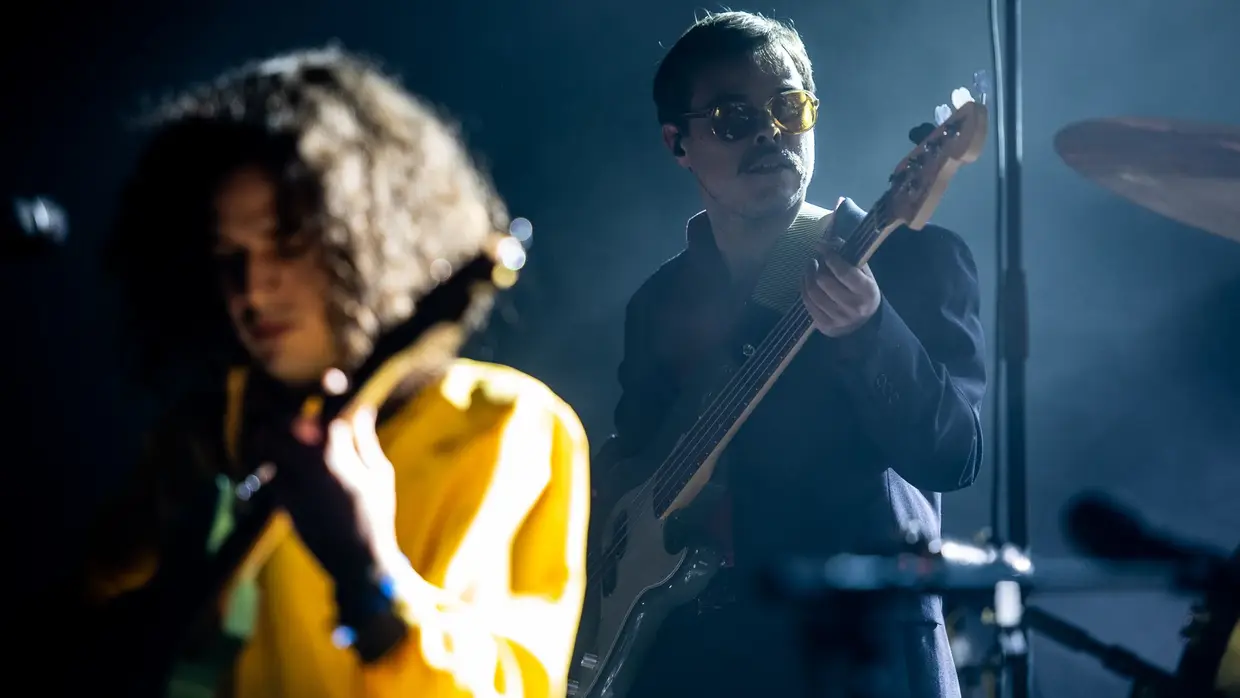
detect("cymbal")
[1054,118,1240,243]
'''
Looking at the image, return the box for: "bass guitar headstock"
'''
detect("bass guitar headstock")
[881,85,990,233]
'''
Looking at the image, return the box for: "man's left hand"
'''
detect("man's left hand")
[290,404,400,563]
[801,240,882,337]
[265,394,405,614]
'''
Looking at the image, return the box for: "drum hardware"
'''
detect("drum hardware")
[944,530,1015,698]
[766,492,1239,698]
[1052,115,1240,696]
[947,585,1213,698]
[1170,545,1240,698]
[1022,605,1178,698]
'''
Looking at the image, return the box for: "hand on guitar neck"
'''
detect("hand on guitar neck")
[801,235,883,339]
[254,395,409,651]
[802,99,988,343]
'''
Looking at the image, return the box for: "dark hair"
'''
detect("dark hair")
[107,47,507,385]
[652,11,815,127]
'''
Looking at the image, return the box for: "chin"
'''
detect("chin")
[743,190,804,218]
[262,358,325,386]
[739,178,805,212]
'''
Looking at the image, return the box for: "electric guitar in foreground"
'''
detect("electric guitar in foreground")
[567,89,990,698]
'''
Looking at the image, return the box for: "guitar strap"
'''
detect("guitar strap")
[748,197,868,312]
[204,367,283,641]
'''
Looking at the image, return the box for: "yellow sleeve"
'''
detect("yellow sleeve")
[361,393,591,698]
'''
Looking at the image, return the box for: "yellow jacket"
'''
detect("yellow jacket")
[86,359,590,698]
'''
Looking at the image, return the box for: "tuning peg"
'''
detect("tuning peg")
[909,122,936,144]
[930,104,950,127]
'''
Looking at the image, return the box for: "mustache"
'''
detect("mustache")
[738,147,800,174]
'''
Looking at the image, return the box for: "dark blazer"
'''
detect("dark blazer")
[597,199,987,698]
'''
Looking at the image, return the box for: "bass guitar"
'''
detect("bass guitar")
[567,90,990,698]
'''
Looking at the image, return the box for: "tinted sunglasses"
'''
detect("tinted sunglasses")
[681,89,820,142]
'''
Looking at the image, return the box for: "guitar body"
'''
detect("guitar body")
[569,354,737,698]
[568,482,725,698]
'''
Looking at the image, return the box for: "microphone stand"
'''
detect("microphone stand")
[991,0,1031,693]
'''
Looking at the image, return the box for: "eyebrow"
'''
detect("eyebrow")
[701,86,801,108]
[707,91,749,105]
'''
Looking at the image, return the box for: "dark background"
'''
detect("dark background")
[3,0,1238,695]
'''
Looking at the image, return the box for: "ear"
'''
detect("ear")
[661,124,692,169]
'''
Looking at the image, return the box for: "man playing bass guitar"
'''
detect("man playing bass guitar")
[591,11,987,698]
[71,48,590,698]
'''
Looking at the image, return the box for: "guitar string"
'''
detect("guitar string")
[588,211,839,493]
[583,298,808,581]
[584,209,886,580]
[585,206,886,582]
[592,200,887,498]
[643,207,887,514]
[583,211,885,583]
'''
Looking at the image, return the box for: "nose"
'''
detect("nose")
[752,117,782,146]
[241,252,283,307]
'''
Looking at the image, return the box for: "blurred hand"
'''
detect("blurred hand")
[259,390,403,623]
[289,404,399,560]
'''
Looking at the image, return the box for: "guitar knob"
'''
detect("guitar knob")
[1180,608,1211,639]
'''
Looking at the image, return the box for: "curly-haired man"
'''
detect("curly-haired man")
[76,47,590,698]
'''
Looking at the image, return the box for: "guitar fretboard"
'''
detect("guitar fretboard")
[651,195,891,518]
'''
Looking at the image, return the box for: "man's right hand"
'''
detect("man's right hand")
[662,482,731,552]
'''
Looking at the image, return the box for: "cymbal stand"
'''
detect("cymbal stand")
[961,576,1029,698]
